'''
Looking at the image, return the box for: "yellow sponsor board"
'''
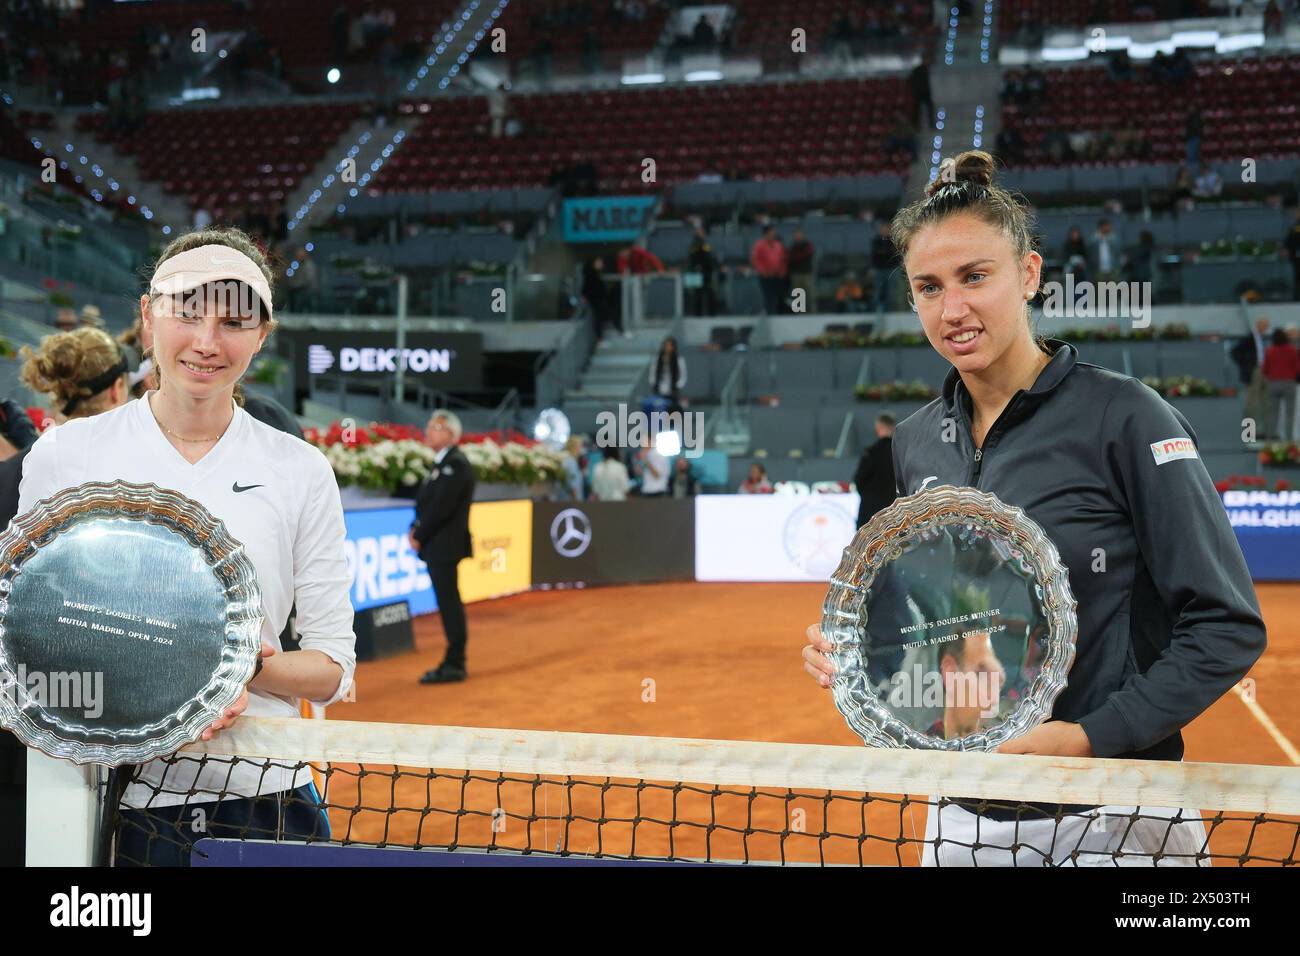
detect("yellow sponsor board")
[459,499,532,603]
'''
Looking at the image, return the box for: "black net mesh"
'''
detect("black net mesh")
[105,750,1300,868]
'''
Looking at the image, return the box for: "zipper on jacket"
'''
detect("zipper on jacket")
[965,394,1023,488]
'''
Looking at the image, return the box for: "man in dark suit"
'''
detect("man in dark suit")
[409,411,476,684]
[853,413,896,529]
[1230,317,1271,438]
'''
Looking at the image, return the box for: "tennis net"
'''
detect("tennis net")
[101,716,1300,867]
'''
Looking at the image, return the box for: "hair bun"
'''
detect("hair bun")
[925,149,997,198]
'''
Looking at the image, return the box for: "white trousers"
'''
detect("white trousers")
[920,799,1209,867]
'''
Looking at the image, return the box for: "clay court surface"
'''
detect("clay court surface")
[321,582,1300,865]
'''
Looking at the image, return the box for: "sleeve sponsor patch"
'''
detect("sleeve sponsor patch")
[1150,436,1198,465]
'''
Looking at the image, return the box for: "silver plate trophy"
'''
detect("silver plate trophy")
[822,485,1077,750]
[0,481,262,766]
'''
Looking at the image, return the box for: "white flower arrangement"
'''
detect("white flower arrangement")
[307,423,565,491]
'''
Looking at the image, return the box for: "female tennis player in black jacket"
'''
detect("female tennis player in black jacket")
[802,150,1266,866]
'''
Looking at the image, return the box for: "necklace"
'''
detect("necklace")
[157,420,226,444]
[149,394,229,444]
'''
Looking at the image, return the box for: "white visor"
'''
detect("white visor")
[150,244,273,324]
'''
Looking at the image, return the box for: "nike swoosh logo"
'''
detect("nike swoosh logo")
[232,482,265,493]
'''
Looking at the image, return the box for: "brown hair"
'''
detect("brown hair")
[891,150,1046,348]
[19,327,127,421]
[144,226,278,407]
[890,150,1039,262]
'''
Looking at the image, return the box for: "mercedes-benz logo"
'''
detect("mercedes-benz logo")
[550,508,592,558]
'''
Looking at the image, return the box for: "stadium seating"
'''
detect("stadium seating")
[728,0,937,63]
[490,0,670,63]
[380,77,915,192]
[56,0,461,70]
[1000,0,1209,33]
[1002,57,1300,167]
[76,102,368,221]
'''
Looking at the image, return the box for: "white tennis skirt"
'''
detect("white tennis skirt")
[921,799,1210,867]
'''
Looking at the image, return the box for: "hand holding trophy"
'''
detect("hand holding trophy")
[819,485,1078,751]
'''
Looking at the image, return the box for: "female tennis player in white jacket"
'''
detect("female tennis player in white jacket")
[18,227,356,865]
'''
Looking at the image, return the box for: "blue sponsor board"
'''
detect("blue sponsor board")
[562,195,656,242]
[342,505,437,614]
[192,840,699,866]
[1222,490,1300,581]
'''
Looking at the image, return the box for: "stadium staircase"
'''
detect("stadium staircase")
[42,109,191,231]
[283,113,418,234]
[904,14,1003,196]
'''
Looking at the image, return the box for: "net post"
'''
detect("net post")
[26,750,100,866]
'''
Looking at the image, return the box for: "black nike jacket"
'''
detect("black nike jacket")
[892,340,1266,760]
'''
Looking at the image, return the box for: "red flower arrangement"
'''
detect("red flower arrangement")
[1214,474,1293,493]
[1258,441,1300,467]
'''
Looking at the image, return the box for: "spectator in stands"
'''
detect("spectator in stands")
[1125,231,1156,286]
[1192,165,1223,199]
[853,413,896,528]
[739,462,772,494]
[671,456,697,498]
[829,9,857,61]
[55,308,77,333]
[488,83,509,139]
[284,248,318,313]
[530,30,554,79]
[836,273,867,313]
[331,2,351,61]
[1107,50,1134,82]
[1283,207,1300,300]
[582,256,621,338]
[687,226,719,317]
[1092,220,1121,283]
[909,57,934,128]
[652,336,687,415]
[788,230,815,312]
[1232,317,1272,439]
[1264,0,1284,39]
[1289,324,1300,442]
[884,116,919,162]
[617,241,665,275]
[562,436,585,500]
[1022,65,1046,108]
[1000,71,1024,106]
[79,304,104,329]
[1063,227,1090,284]
[1172,165,1196,207]
[634,435,669,497]
[995,126,1025,166]
[1184,107,1203,167]
[1043,130,1073,164]
[1263,329,1300,441]
[751,225,788,316]
[592,446,630,501]
[691,14,717,49]
[871,222,898,314]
